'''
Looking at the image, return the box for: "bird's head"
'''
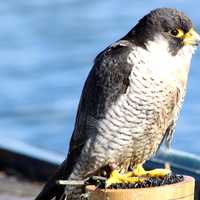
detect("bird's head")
[127,8,200,56]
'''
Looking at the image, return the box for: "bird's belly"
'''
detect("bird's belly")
[72,76,180,178]
[94,81,175,167]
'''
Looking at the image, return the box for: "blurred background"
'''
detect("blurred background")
[0,0,200,158]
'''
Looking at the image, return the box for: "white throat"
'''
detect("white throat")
[141,35,196,81]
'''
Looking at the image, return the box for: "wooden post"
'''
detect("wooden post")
[86,176,195,200]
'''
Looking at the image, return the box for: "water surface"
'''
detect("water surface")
[0,0,200,156]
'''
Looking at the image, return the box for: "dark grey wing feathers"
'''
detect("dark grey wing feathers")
[35,40,135,200]
[66,40,134,176]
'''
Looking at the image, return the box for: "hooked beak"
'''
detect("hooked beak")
[183,28,200,46]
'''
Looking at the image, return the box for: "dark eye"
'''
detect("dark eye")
[170,28,184,38]
[171,29,179,36]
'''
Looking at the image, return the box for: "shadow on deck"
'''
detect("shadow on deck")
[0,137,199,199]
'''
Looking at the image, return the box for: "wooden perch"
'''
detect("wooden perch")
[86,176,195,200]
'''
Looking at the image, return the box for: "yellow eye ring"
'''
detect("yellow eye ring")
[170,28,185,38]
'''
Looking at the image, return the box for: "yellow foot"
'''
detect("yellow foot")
[131,164,171,178]
[106,165,171,187]
[106,170,145,187]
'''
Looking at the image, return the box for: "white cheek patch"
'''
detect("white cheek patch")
[141,35,196,80]
[179,45,196,59]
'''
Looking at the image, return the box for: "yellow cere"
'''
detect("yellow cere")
[184,28,200,45]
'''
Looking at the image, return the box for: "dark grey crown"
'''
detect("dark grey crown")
[124,8,193,54]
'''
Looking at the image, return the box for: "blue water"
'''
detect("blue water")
[0,1,200,156]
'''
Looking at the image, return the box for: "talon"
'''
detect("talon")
[132,164,171,178]
[106,170,145,187]
[145,168,171,177]
[106,170,121,187]
[132,164,146,176]
[105,164,171,187]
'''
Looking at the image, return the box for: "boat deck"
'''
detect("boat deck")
[0,172,42,200]
[0,141,200,200]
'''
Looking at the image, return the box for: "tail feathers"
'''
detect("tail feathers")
[35,160,68,200]
[35,173,65,200]
[36,181,65,200]
[36,181,84,200]
[35,159,85,200]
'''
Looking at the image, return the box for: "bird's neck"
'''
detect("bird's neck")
[128,39,194,89]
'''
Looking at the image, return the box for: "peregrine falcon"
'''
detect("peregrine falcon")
[36,8,200,200]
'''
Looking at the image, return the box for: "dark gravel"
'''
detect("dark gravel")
[90,173,184,189]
